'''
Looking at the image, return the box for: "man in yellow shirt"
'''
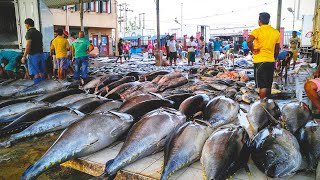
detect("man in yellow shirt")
[290,31,300,70]
[50,28,70,80]
[247,12,280,99]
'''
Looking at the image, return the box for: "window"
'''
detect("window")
[95,1,99,13]
[107,0,112,13]
[74,4,79,11]
[90,2,94,11]
[102,1,107,13]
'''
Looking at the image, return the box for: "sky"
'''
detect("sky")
[117,0,316,36]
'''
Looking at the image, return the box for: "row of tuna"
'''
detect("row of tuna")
[0,70,318,180]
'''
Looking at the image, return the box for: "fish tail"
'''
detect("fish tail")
[0,140,11,148]
[104,159,117,177]
[21,161,43,180]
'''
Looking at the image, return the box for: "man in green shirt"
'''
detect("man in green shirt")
[71,31,94,84]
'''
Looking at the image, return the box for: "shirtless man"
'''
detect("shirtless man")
[304,65,320,115]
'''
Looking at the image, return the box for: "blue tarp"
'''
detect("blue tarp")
[151,35,168,40]
[122,36,142,40]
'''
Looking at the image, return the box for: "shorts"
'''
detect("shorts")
[213,51,220,59]
[169,52,177,59]
[243,49,249,55]
[52,55,57,69]
[57,57,69,70]
[200,51,205,59]
[281,59,290,67]
[148,49,153,54]
[291,49,298,61]
[27,53,46,76]
[118,51,123,57]
[254,62,275,88]
[209,51,213,58]
[188,52,195,62]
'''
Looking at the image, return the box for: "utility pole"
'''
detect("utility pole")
[139,13,142,29]
[276,0,282,31]
[155,0,162,66]
[181,3,183,38]
[142,13,145,29]
[79,0,84,31]
[119,3,123,32]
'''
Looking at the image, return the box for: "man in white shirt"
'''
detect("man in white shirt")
[167,35,178,66]
[187,36,197,66]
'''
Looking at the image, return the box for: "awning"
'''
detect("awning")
[122,36,142,41]
[43,0,95,8]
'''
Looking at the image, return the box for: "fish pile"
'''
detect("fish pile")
[0,62,317,180]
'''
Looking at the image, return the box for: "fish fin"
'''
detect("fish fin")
[73,109,86,117]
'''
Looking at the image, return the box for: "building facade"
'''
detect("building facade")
[50,0,117,56]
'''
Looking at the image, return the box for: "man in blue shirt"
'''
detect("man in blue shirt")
[242,40,249,56]
[213,37,222,64]
[0,50,22,79]
[276,49,293,80]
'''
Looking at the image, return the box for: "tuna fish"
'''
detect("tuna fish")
[104,76,136,93]
[0,106,69,136]
[91,100,123,114]
[165,93,194,109]
[118,94,174,120]
[203,96,240,128]
[33,88,84,103]
[139,70,170,82]
[201,126,250,180]
[125,71,146,81]
[15,80,72,97]
[66,97,108,114]
[94,74,123,93]
[105,81,141,100]
[0,79,34,98]
[246,98,281,137]
[0,101,48,125]
[104,108,186,177]
[0,95,40,109]
[251,126,302,178]
[120,81,159,101]
[0,110,84,147]
[21,111,133,180]
[296,120,320,170]
[281,101,313,134]
[161,121,214,180]
[178,94,209,120]
[52,93,95,107]
[157,72,188,92]
[83,74,108,92]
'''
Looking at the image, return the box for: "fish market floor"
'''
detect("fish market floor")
[61,141,315,180]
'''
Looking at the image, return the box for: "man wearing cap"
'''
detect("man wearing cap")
[247,12,280,99]
[71,31,94,84]
[186,36,197,66]
[51,28,70,80]
[167,35,178,66]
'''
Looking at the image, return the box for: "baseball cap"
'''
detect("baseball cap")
[63,31,69,36]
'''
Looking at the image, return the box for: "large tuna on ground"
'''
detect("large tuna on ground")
[0,110,83,147]
[203,96,240,128]
[296,120,320,172]
[201,125,250,180]
[281,101,313,134]
[20,112,133,180]
[103,108,186,177]
[161,121,213,180]
[251,126,302,178]
[15,80,73,97]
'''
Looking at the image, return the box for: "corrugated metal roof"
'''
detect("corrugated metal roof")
[43,0,95,8]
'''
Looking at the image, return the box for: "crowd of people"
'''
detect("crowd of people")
[0,18,94,85]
